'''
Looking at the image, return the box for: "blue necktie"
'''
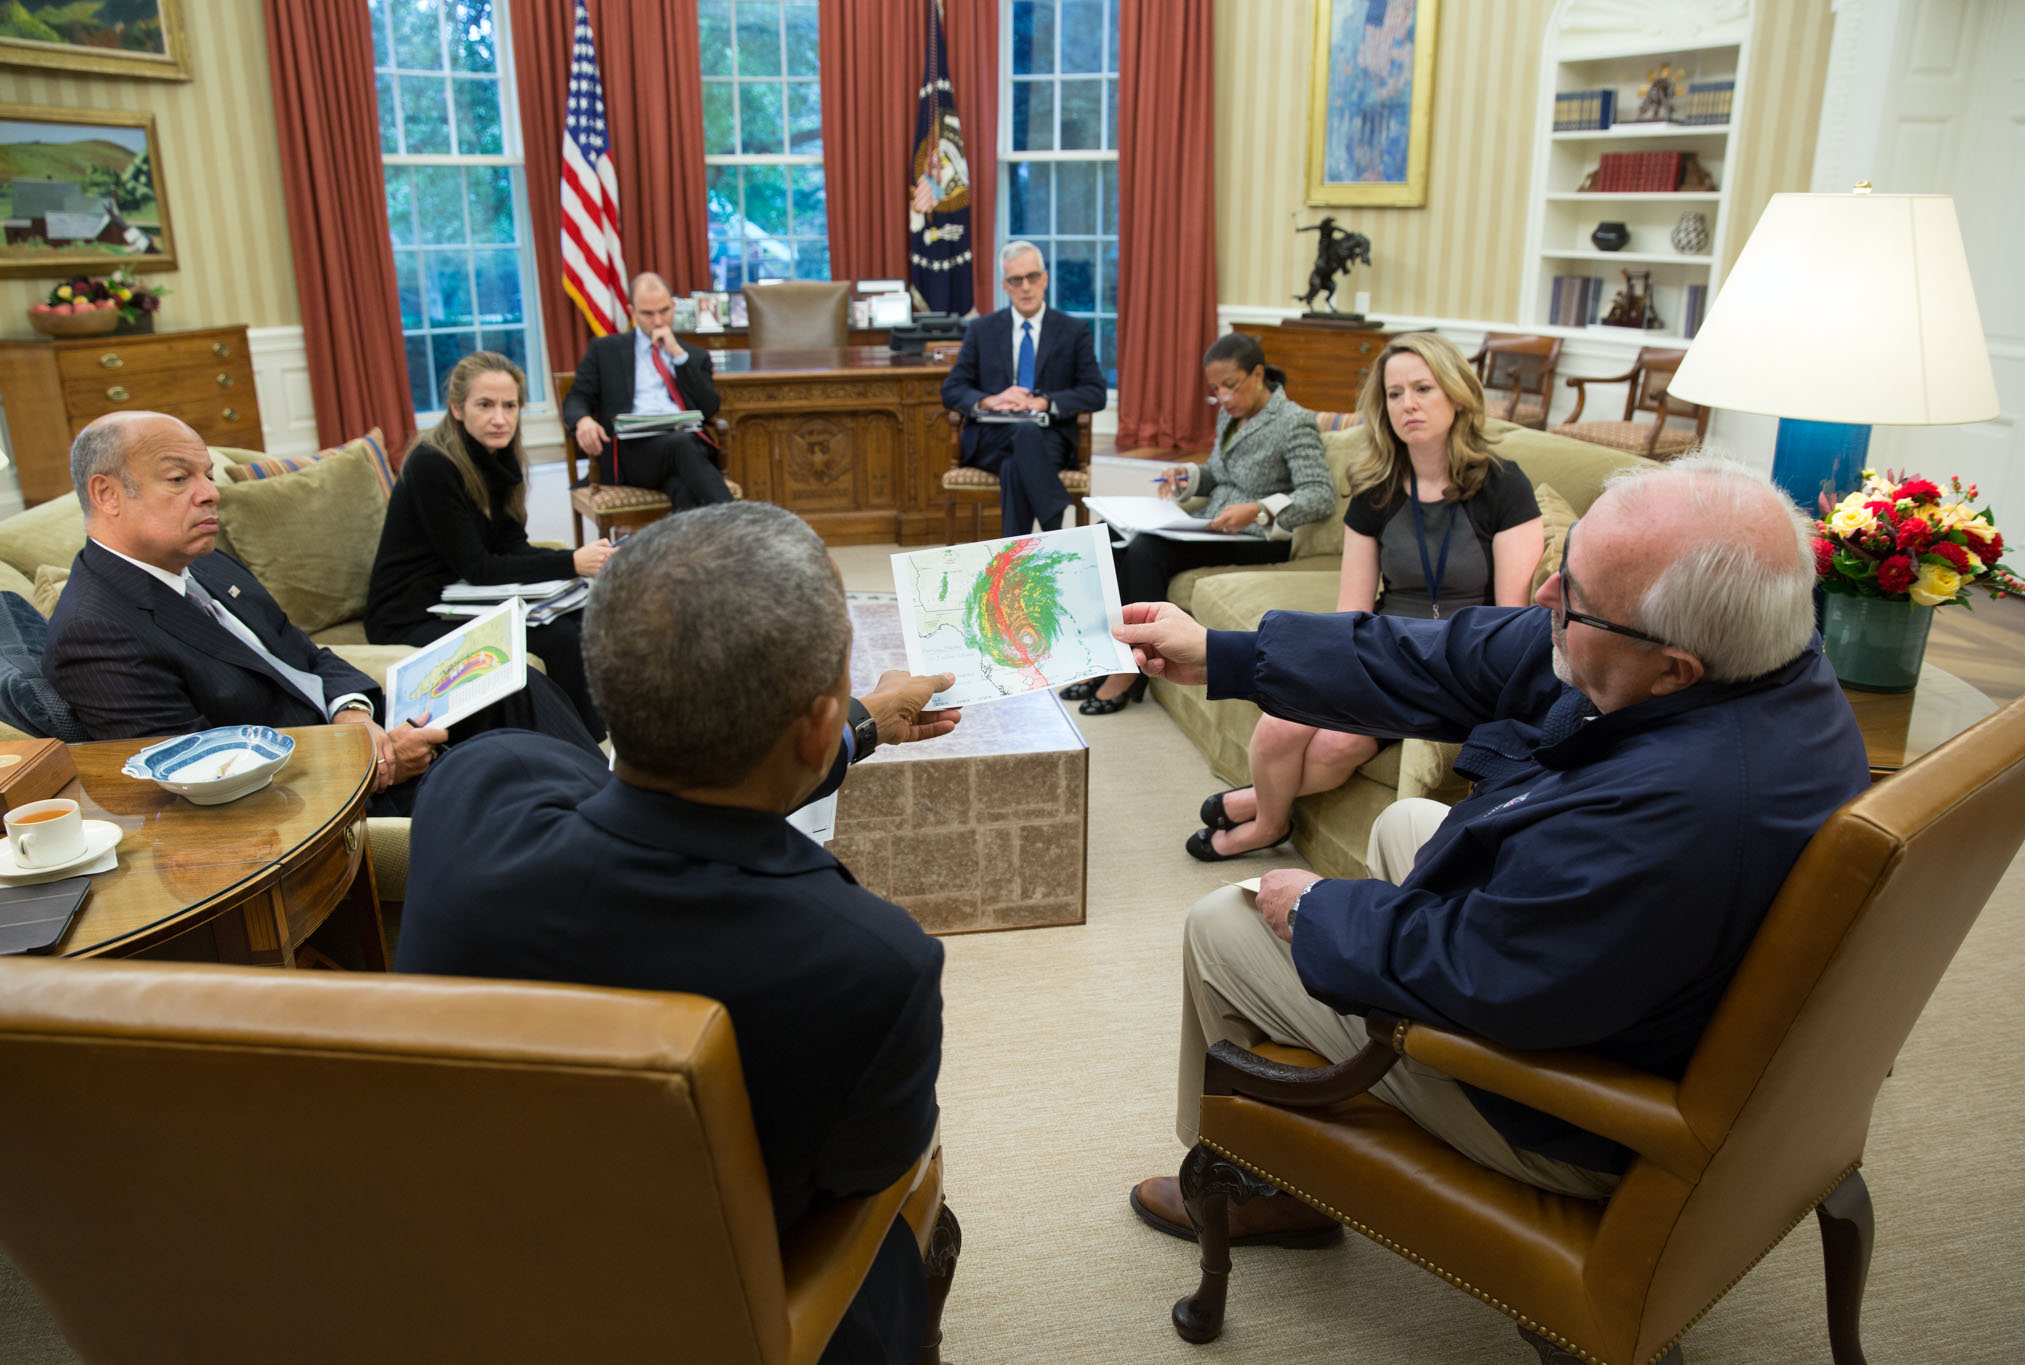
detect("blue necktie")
[1017,320,1035,390]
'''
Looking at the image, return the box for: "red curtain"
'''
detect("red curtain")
[261,1,415,453]
[819,0,928,282]
[512,0,712,380]
[1115,0,1218,449]
[943,0,999,312]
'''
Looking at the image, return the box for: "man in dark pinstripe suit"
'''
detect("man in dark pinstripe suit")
[42,411,597,814]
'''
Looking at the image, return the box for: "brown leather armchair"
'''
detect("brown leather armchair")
[0,960,958,1365]
[1168,694,2025,1364]
[743,282,851,351]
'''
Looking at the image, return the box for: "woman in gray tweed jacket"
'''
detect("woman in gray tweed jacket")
[1068,332,1335,715]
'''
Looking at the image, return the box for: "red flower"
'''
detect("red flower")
[1931,540,1973,571]
[1876,555,1917,595]
[1977,531,2005,564]
[1813,538,1834,576]
[1896,519,1933,551]
[1865,499,1897,519]
[1894,478,1942,503]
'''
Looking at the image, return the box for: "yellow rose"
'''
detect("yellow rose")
[1909,561,1962,606]
[1958,516,1998,545]
[1828,503,1876,537]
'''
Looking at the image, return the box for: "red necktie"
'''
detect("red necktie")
[649,344,687,410]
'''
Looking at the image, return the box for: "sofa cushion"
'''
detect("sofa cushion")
[0,496,85,583]
[0,592,87,741]
[30,566,68,618]
[222,429,396,501]
[1189,569,1339,632]
[1532,482,1578,595]
[213,438,389,634]
[0,561,35,604]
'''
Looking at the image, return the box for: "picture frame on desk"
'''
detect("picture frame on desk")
[1306,0,1439,207]
[0,0,190,81]
[0,104,176,278]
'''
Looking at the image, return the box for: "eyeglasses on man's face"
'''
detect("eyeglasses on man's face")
[1554,522,1673,647]
[1003,270,1046,289]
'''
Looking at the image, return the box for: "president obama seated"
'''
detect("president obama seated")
[43,411,600,813]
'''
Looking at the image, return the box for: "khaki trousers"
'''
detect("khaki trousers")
[1175,798,1619,1200]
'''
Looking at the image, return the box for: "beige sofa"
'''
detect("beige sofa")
[1152,418,1653,879]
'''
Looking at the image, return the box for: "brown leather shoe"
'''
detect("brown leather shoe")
[1130,1175,1341,1249]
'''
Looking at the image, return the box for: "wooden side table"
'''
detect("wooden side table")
[48,725,383,968]
[1230,319,1391,417]
[1842,664,1997,781]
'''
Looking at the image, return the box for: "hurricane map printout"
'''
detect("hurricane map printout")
[892,523,1137,708]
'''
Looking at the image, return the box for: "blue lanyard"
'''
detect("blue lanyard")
[1407,468,1457,619]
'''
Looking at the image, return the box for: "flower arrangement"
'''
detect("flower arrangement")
[1815,469,2021,607]
[31,269,168,326]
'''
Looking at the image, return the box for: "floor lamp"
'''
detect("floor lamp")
[1667,189,1997,513]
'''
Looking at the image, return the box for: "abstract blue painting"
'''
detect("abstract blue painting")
[1308,0,1438,207]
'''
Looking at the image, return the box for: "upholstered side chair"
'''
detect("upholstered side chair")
[1550,348,1709,460]
[555,371,740,547]
[1471,332,1564,429]
[0,961,959,1365]
[1166,694,2025,1364]
[941,409,1095,543]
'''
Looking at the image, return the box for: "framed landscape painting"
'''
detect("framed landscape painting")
[1306,0,1439,207]
[0,0,190,80]
[0,105,176,278]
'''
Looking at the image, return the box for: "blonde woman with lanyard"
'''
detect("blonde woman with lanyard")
[1190,332,1544,860]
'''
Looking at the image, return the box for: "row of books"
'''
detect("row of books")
[1549,275,1607,328]
[1679,80,1734,126]
[1682,283,1709,339]
[1553,87,1616,131]
[1591,150,1688,192]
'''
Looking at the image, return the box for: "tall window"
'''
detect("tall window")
[698,1,828,286]
[1001,0,1120,383]
[371,0,544,417]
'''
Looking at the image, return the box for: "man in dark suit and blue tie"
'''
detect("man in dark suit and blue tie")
[942,241,1109,535]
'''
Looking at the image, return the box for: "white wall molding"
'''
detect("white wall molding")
[246,325,319,459]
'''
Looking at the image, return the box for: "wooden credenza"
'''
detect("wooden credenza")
[0,325,263,505]
[714,346,955,547]
[1231,319,1393,417]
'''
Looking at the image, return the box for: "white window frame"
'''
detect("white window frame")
[373,0,548,422]
[700,0,828,285]
[996,0,1119,381]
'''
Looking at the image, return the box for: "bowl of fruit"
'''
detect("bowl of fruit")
[28,297,121,337]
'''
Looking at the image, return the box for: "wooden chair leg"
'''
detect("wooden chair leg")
[915,1202,961,1365]
[1170,1143,1272,1345]
[945,497,957,547]
[1817,1169,1873,1365]
[1520,1325,1680,1363]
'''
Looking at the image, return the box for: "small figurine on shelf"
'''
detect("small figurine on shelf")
[1293,215,1374,318]
[1630,63,1679,122]
[1602,269,1663,331]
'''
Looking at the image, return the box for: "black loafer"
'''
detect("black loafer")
[1059,680,1099,701]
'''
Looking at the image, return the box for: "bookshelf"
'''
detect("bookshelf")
[1520,3,1754,343]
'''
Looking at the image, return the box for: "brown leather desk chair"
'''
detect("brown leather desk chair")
[941,410,1095,543]
[1168,694,2025,1365]
[0,961,958,1365]
[1551,347,1709,460]
[1470,332,1563,429]
[555,371,741,547]
[743,282,851,351]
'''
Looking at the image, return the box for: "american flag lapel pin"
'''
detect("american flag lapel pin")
[228,585,240,598]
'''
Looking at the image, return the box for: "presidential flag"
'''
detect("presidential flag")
[907,0,972,316]
[560,0,628,335]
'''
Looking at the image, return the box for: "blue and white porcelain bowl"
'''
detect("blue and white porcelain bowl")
[121,726,296,806]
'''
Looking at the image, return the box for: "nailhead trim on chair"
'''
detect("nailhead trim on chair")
[940,468,1091,492]
[1199,1139,1864,1365]
[1547,422,1699,456]
[572,485,671,512]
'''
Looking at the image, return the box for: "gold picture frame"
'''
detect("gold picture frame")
[0,0,190,81]
[1306,0,1439,208]
[0,103,176,278]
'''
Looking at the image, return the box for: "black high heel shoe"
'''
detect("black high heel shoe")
[1059,680,1099,701]
[1199,787,1251,832]
[1078,675,1149,715]
[1184,823,1293,863]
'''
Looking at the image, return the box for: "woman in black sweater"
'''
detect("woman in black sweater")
[366,352,614,736]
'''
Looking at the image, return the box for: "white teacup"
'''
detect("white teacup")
[5,798,86,869]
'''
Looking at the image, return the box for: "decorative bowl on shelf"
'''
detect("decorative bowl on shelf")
[1590,221,1631,252]
[27,307,120,338]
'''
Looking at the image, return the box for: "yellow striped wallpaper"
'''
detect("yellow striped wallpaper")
[1212,0,1835,320]
[0,0,299,331]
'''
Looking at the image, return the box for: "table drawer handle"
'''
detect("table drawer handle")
[99,352,123,369]
[216,372,235,389]
[1358,341,1373,354]
[344,822,361,854]
[223,407,240,422]
[106,385,130,402]
[212,342,230,358]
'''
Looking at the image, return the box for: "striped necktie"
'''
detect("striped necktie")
[184,574,328,716]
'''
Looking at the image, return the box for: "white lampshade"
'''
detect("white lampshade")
[1668,192,1997,426]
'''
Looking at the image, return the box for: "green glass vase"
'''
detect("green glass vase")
[1821,593,1934,693]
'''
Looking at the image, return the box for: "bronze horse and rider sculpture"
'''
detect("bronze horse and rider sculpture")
[1295,216,1373,316]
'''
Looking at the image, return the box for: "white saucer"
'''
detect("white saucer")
[0,820,123,884]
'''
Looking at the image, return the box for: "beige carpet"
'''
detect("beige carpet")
[7,536,2023,1361]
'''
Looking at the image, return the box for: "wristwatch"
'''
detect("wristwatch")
[847,698,880,763]
[334,699,374,718]
[1286,880,1320,934]
[1253,505,1277,531]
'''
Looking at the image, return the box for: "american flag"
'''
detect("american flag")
[560,0,628,336]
